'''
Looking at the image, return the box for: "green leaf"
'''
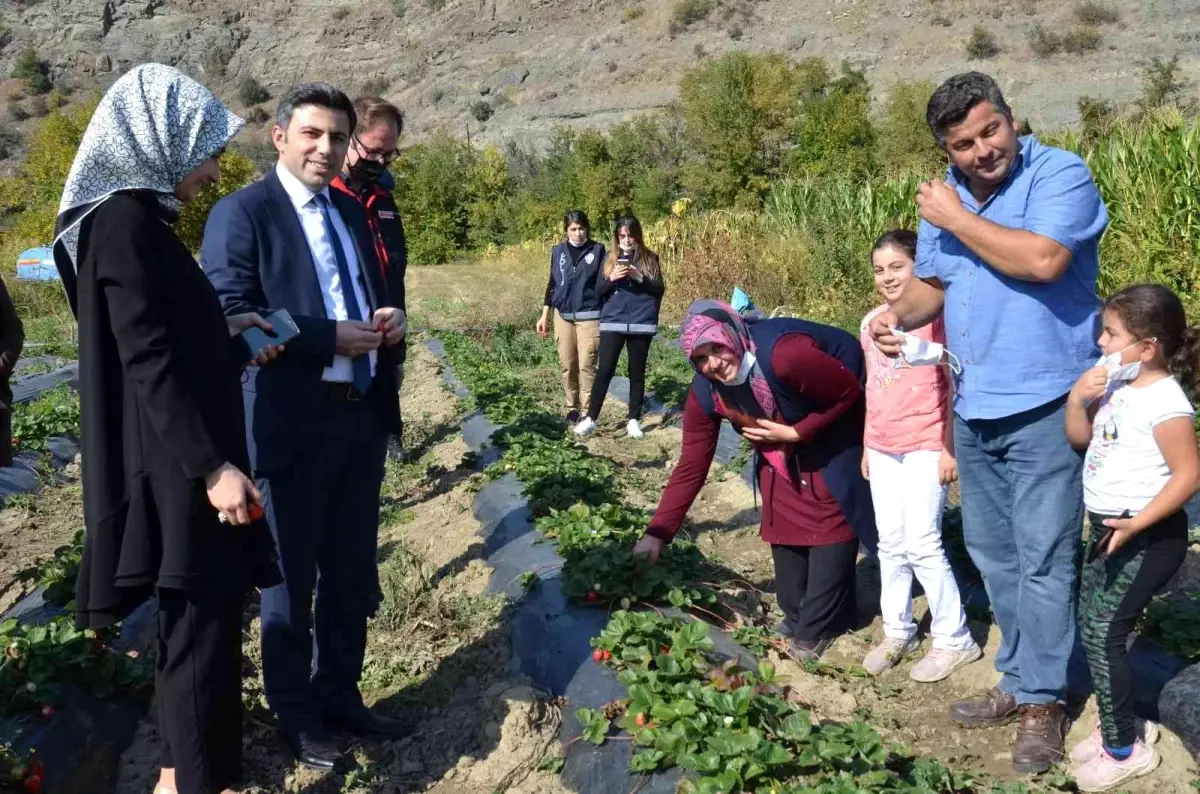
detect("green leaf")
[537,755,565,773]
[777,711,812,742]
[630,749,667,772]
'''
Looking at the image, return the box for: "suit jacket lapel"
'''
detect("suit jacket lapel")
[263,170,327,315]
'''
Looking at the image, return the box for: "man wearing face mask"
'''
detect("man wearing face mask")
[869,72,1108,774]
[332,97,408,452]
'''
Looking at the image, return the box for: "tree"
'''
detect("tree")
[392,133,473,263]
[679,52,801,208]
[875,80,945,179]
[237,76,270,106]
[11,48,51,94]
[465,145,514,249]
[789,62,877,179]
[176,149,257,251]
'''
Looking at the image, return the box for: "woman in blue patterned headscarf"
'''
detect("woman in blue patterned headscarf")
[53,64,282,794]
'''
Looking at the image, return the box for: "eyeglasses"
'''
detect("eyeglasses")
[353,134,400,164]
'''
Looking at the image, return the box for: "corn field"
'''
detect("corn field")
[652,112,1200,331]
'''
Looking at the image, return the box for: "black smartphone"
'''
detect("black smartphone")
[1087,510,1131,563]
[237,308,300,365]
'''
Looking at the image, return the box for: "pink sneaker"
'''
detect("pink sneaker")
[1073,741,1160,792]
[1069,720,1160,764]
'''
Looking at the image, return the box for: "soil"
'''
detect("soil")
[113,339,574,794]
[0,462,82,616]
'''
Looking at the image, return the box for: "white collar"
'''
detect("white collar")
[275,161,329,210]
[726,351,756,386]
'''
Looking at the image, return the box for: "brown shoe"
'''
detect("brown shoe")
[1012,703,1068,775]
[949,686,1019,727]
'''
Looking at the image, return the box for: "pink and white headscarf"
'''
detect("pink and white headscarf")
[679,300,791,482]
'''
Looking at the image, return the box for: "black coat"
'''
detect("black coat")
[72,191,280,629]
[0,275,24,468]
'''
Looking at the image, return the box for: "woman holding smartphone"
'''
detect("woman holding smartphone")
[536,210,606,423]
[53,64,282,794]
[573,214,664,439]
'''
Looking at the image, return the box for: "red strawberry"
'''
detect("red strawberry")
[40,705,54,719]
[249,504,265,521]
[659,646,670,655]
[585,591,598,602]
[23,774,41,793]
[602,650,612,661]
[592,649,604,663]
[635,713,648,727]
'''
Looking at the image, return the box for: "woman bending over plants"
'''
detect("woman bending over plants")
[634,300,876,661]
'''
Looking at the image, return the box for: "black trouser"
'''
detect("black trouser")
[1080,510,1187,748]
[771,539,858,643]
[587,332,653,421]
[157,587,245,794]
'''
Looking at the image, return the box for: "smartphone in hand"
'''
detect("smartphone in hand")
[1087,510,1131,563]
[237,308,300,365]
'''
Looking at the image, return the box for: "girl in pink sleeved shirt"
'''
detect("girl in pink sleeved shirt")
[858,230,980,683]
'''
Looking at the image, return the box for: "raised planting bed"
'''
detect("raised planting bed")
[426,331,990,794]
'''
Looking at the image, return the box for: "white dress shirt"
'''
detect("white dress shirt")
[274,162,376,382]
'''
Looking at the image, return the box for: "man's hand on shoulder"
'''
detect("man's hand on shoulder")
[335,320,383,357]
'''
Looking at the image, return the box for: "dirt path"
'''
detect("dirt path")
[115,340,571,794]
[0,463,82,615]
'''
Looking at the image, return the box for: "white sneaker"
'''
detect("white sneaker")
[862,636,919,676]
[1073,740,1161,792]
[572,417,597,436]
[908,642,983,683]
[626,419,644,439]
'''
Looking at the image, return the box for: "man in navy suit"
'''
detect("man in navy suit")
[200,83,405,772]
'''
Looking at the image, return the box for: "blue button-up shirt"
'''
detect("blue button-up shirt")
[915,135,1108,421]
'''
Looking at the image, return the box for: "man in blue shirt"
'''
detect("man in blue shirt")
[870,72,1108,774]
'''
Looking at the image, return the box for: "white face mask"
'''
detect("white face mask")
[1094,340,1151,383]
[892,327,961,375]
[618,240,635,253]
[568,237,586,248]
[724,351,756,386]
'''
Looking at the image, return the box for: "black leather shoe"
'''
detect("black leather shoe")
[325,709,408,740]
[280,730,345,772]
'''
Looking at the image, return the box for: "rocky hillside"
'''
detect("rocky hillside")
[1,0,1198,153]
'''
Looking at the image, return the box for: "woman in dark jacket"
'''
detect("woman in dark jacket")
[0,275,23,467]
[52,64,282,794]
[634,300,876,660]
[535,210,606,423]
[573,214,664,439]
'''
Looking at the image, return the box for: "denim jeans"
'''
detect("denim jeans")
[955,395,1086,705]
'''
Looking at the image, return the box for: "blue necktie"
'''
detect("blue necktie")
[314,193,372,395]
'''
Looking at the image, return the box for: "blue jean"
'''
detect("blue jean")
[955,395,1085,705]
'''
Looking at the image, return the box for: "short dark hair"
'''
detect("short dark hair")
[871,229,917,261]
[353,96,404,136]
[926,72,1013,146]
[563,209,590,232]
[275,83,357,132]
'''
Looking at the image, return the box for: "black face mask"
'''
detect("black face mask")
[348,158,387,186]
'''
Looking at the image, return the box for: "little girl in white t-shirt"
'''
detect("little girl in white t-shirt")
[1064,283,1200,793]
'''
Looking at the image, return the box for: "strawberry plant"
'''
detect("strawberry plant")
[16,529,83,609]
[535,502,648,556]
[489,433,616,515]
[11,386,80,453]
[1139,594,1200,660]
[0,616,152,717]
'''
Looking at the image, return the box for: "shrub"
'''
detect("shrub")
[1076,96,1115,142]
[672,0,713,27]
[27,95,48,118]
[331,5,349,20]
[0,124,20,160]
[931,15,951,27]
[1075,1,1118,25]
[875,80,944,179]
[1062,26,1102,54]
[176,149,257,251]
[360,76,390,96]
[1028,23,1061,57]
[11,48,51,94]
[693,43,706,59]
[7,103,29,122]
[237,75,270,106]
[244,106,270,124]
[965,25,1000,59]
[426,0,445,9]
[1137,55,1191,112]
[393,0,406,16]
[470,100,493,122]
[728,23,743,40]
[623,4,645,22]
